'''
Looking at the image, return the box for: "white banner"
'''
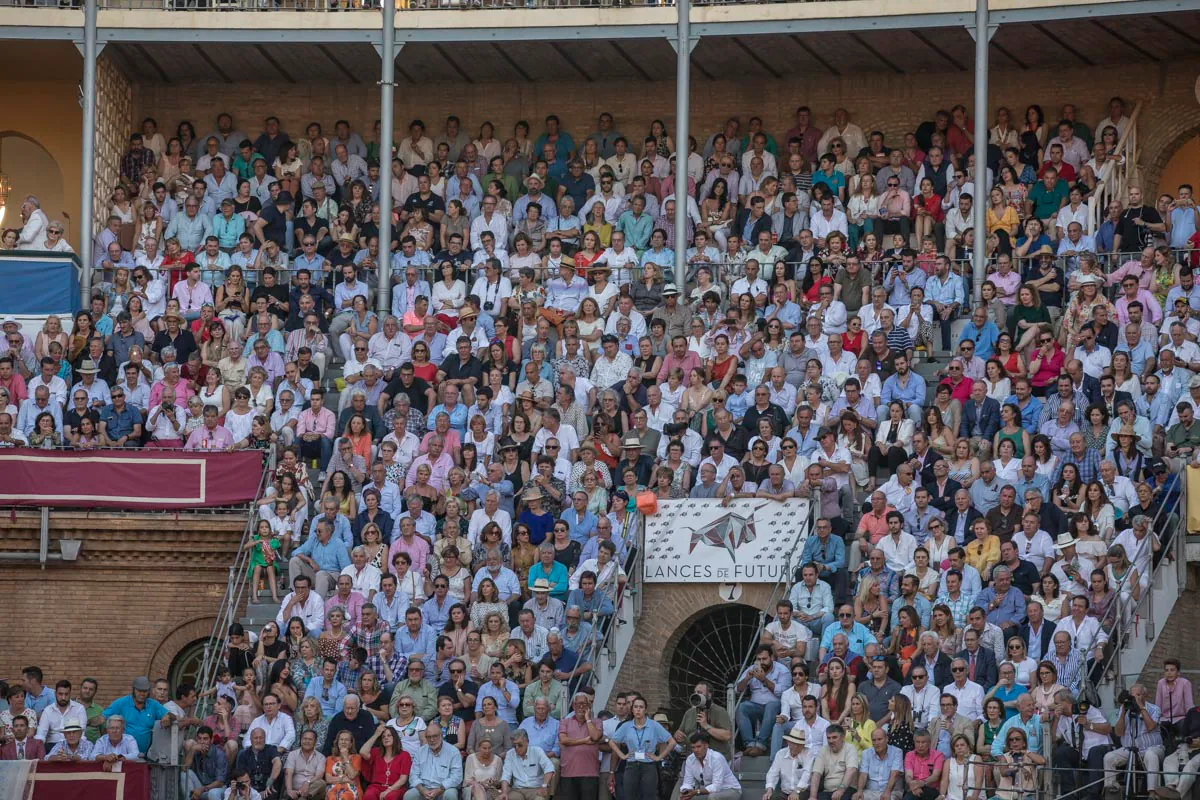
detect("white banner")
[642,498,813,583]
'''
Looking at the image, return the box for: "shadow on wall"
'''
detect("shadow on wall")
[0,133,66,240]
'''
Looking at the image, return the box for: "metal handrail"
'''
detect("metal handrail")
[726,492,818,745]
[1088,466,1186,697]
[193,446,277,716]
[578,509,645,696]
[1086,102,1141,236]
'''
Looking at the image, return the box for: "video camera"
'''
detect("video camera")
[689,692,711,710]
[1116,690,1140,716]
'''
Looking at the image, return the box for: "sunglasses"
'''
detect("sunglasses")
[951,666,966,672]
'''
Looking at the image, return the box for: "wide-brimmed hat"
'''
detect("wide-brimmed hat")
[1035,244,1055,257]
[662,283,681,297]
[1053,532,1078,550]
[524,174,545,188]
[531,578,551,593]
[1110,422,1140,443]
[622,434,642,449]
[458,308,479,321]
[783,729,807,746]
[339,233,357,244]
[76,359,100,375]
[524,488,544,502]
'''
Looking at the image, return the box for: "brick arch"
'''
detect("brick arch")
[1137,100,1200,198]
[146,615,218,684]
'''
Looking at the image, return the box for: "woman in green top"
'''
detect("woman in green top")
[993,403,1030,461]
[1007,283,1051,354]
[975,696,1007,754]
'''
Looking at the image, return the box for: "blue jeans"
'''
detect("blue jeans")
[769,718,796,757]
[736,698,781,749]
[876,402,923,426]
[803,612,835,640]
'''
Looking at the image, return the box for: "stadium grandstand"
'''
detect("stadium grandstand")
[1,0,1200,797]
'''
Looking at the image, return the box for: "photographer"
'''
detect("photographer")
[1051,689,1111,800]
[224,768,263,800]
[674,682,733,762]
[1102,684,1163,794]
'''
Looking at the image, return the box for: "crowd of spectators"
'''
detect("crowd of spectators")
[0,99,1197,800]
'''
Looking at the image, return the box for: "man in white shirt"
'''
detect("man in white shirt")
[468,490,512,545]
[944,657,985,720]
[34,681,87,748]
[275,575,326,633]
[595,231,639,286]
[678,733,742,800]
[242,695,296,754]
[1056,596,1108,665]
[470,196,509,251]
[340,547,382,601]
[810,195,849,247]
[17,196,49,248]
[901,667,940,729]
[764,729,813,800]
[730,260,769,308]
[1097,459,1138,515]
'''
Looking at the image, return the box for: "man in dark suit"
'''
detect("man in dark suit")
[944,489,983,546]
[733,196,772,247]
[1017,598,1057,663]
[923,459,963,514]
[908,431,945,485]
[1065,359,1102,405]
[0,717,45,760]
[911,631,954,688]
[959,380,1001,446]
[1096,376,1134,421]
[956,627,999,692]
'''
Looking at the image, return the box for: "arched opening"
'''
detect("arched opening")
[665,604,762,720]
[0,133,65,236]
[1159,134,1200,199]
[168,638,210,692]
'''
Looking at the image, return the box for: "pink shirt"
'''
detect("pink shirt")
[1114,290,1163,326]
[172,279,214,313]
[393,534,431,578]
[1156,676,1194,723]
[326,590,365,628]
[989,270,1021,305]
[1106,260,1153,290]
[184,424,234,450]
[658,351,703,382]
[904,749,944,783]
[559,715,601,777]
[405,452,454,492]
[297,407,336,438]
[149,378,195,407]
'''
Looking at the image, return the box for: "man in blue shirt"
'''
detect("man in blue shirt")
[561,493,598,545]
[101,677,172,755]
[800,518,846,604]
[879,354,926,425]
[395,607,439,662]
[958,306,1001,359]
[303,660,347,717]
[1005,377,1044,435]
[289,519,351,597]
[98,388,142,446]
[733,647,789,757]
[974,566,1028,633]
[765,283,803,334]
[408,725,463,797]
[22,667,54,714]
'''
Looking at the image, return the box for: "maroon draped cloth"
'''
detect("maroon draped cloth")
[31,760,151,800]
[0,449,266,509]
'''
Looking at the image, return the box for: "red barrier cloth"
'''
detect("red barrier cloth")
[0,449,266,509]
[31,760,151,800]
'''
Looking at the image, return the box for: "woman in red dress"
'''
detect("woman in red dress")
[359,723,412,800]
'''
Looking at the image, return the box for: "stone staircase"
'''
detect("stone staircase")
[734,754,771,797]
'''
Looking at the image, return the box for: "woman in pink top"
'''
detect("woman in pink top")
[1027,333,1065,395]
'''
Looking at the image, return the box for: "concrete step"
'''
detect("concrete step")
[735,754,773,782]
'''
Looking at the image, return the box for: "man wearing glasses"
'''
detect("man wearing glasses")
[943,657,985,721]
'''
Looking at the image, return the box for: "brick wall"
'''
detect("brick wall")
[95,54,133,232]
[0,510,247,705]
[134,59,1200,196]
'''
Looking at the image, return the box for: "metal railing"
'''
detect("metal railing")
[583,509,646,707]
[1088,467,1187,698]
[1087,102,1142,237]
[0,0,837,9]
[725,491,818,747]
[192,446,278,717]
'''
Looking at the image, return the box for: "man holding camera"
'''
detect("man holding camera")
[1102,684,1163,796]
[1051,689,1112,800]
[674,682,733,762]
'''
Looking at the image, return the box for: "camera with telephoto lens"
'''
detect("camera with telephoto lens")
[689,692,711,710]
[1073,700,1091,715]
[1116,690,1140,715]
